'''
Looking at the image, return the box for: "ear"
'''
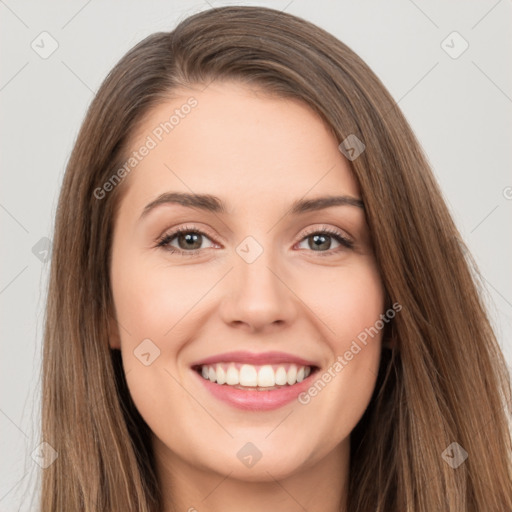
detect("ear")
[108,315,122,350]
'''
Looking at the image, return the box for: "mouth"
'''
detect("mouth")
[192,362,319,391]
[190,351,321,410]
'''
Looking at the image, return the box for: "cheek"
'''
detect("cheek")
[300,257,385,346]
[111,251,213,342]
[294,259,384,419]
[110,250,201,440]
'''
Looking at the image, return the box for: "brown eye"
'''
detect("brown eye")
[157,226,216,255]
[296,228,354,255]
[174,231,203,250]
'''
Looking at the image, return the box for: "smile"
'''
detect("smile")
[190,352,320,411]
[195,362,312,389]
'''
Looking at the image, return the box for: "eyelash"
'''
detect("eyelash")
[156,224,354,257]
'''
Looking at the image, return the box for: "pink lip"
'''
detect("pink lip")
[192,369,316,411]
[190,350,318,367]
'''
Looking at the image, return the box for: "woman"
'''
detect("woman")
[41,5,512,511]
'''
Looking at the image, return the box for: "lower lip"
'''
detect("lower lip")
[193,369,315,411]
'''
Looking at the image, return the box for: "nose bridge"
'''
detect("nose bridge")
[235,233,284,300]
[221,233,296,330]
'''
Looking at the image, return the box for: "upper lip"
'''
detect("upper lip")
[191,351,319,368]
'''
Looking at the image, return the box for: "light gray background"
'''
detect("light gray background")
[1,0,511,509]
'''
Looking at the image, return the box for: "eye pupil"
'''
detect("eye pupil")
[179,232,202,250]
[311,234,331,251]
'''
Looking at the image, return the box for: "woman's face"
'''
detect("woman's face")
[109,81,385,482]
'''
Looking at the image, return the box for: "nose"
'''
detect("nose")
[219,243,298,333]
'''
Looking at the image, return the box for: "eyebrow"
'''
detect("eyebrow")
[140,191,364,220]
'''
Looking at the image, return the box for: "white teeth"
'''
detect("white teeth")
[257,365,275,387]
[287,364,297,385]
[216,364,226,385]
[198,362,313,387]
[226,364,239,385]
[239,364,258,386]
[275,366,287,385]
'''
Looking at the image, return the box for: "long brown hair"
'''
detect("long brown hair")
[41,6,512,511]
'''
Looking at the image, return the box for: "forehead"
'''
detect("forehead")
[118,81,359,215]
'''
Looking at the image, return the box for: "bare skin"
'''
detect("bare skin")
[108,81,385,512]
